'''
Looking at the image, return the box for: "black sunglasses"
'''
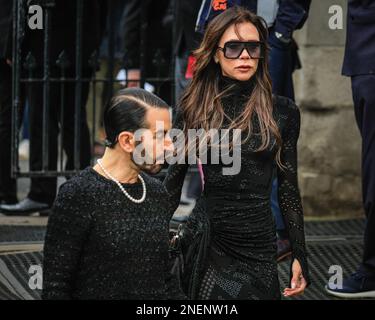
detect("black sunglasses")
[217,41,264,59]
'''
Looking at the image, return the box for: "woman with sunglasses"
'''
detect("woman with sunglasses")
[164,6,310,300]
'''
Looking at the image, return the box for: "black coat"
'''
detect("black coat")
[174,0,202,56]
[0,0,12,59]
[342,0,375,76]
[122,0,171,73]
[21,0,106,72]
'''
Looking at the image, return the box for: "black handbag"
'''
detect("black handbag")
[169,208,211,299]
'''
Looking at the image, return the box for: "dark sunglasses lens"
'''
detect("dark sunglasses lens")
[224,42,263,59]
[224,42,244,58]
[246,43,262,58]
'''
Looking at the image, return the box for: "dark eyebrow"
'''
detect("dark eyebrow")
[226,39,260,42]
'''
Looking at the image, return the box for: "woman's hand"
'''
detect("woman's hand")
[283,259,307,297]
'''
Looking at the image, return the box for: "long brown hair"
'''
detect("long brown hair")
[179,6,283,167]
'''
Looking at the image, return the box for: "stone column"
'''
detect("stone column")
[293,0,362,217]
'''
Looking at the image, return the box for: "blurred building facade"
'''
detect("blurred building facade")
[294,0,362,217]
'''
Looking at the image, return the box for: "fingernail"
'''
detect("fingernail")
[291,282,296,289]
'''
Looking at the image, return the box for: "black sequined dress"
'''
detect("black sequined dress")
[164,75,310,300]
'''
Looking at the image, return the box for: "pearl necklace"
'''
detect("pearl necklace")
[97,159,146,204]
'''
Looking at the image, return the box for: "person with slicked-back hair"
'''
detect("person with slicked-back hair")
[42,88,185,299]
[164,6,310,300]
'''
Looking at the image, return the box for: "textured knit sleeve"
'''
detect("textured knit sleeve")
[42,182,92,300]
[163,108,189,213]
[277,100,311,286]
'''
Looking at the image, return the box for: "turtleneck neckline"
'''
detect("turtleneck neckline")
[219,74,256,97]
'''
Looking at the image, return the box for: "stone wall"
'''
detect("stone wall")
[293,0,362,217]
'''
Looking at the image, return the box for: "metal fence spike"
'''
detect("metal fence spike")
[56,51,71,69]
[88,50,100,70]
[23,52,37,70]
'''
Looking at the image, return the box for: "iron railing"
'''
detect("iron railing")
[11,0,177,178]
